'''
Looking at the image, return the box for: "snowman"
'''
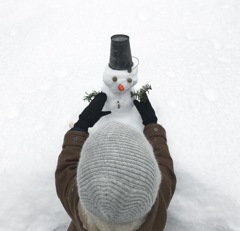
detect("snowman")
[89,34,145,133]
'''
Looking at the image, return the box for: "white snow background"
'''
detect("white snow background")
[0,0,240,230]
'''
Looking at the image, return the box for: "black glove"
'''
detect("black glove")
[134,95,157,126]
[73,93,111,131]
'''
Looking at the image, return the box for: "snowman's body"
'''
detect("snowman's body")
[89,66,144,133]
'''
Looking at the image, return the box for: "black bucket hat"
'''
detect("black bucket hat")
[108,34,134,73]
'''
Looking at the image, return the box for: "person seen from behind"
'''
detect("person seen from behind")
[55,92,177,231]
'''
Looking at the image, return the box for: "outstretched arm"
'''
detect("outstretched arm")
[55,93,111,218]
[55,130,88,219]
[134,96,176,207]
[144,124,176,208]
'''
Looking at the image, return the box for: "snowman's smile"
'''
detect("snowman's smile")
[118,84,125,92]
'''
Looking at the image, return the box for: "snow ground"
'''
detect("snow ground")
[0,0,240,230]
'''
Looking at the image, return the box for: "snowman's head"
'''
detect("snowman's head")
[103,65,138,94]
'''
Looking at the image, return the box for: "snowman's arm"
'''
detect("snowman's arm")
[83,90,101,102]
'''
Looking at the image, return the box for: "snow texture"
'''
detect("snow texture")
[0,0,240,230]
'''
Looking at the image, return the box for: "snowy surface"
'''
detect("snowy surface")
[0,0,240,230]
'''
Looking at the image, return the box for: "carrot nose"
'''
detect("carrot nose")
[118,84,125,91]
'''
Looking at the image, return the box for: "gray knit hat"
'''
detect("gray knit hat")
[77,122,161,224]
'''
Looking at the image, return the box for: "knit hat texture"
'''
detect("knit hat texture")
[77,121,161,224]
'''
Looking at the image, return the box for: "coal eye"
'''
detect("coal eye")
[112,76,118,82]
[127,78,132,83]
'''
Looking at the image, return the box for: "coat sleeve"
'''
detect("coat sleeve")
[144,124,177,208]
[55,130,89,219]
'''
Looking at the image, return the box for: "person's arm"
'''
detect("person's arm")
[55,130,88,218]
[144,124,176,207]
[55,93,111,218]
[134,96,176,207]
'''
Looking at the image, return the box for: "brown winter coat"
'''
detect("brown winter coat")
[55,123,176,231]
